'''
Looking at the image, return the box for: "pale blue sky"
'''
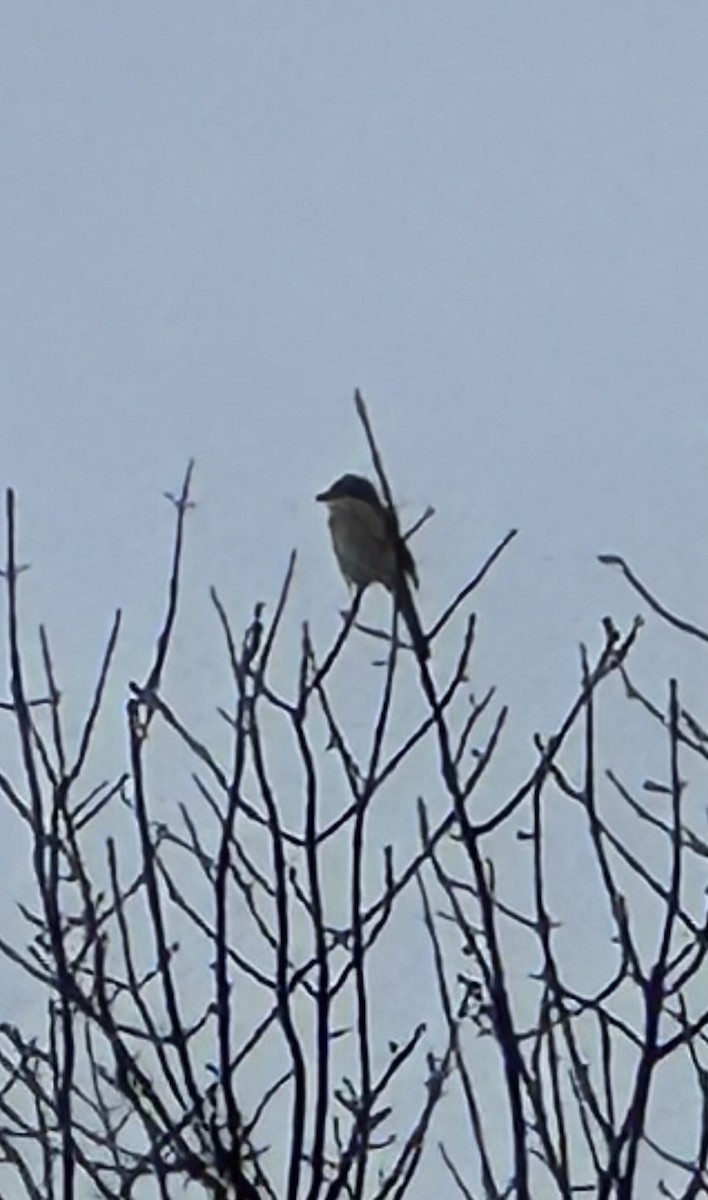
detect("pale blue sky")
[1,5,707,699]
[1,4,707,1195]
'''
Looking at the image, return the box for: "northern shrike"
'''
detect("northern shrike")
[316,473,429,660]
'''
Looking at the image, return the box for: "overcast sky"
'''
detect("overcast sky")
[2,4,707,676]
[1,4,707,1195]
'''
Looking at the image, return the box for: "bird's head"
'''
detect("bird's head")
[315,474,382,509]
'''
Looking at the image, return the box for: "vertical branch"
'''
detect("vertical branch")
[292,651,332,1200]
[655,680,684,971]
[4,490,77,1197]
[350,626,399,1199]
[416,857,499,1198]
[143,460,195,701]
[423,682,529,1196]
[126,699,201,1113]
[249,710,307,1200]
[212,607,259,1197]
[610,680,684,1198]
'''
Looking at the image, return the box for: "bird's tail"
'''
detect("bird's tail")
[394,580,429,661]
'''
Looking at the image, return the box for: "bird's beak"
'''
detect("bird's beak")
[315,489,331,503]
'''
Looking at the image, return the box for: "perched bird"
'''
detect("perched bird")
[316,473,428,660]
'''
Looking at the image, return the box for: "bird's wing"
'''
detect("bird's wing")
[384,510,419,589]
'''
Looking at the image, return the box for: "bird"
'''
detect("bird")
[316,473,429,660]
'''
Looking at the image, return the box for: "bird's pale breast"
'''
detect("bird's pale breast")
[327,498,397,591]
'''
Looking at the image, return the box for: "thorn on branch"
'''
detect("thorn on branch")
[0,562,30,580]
